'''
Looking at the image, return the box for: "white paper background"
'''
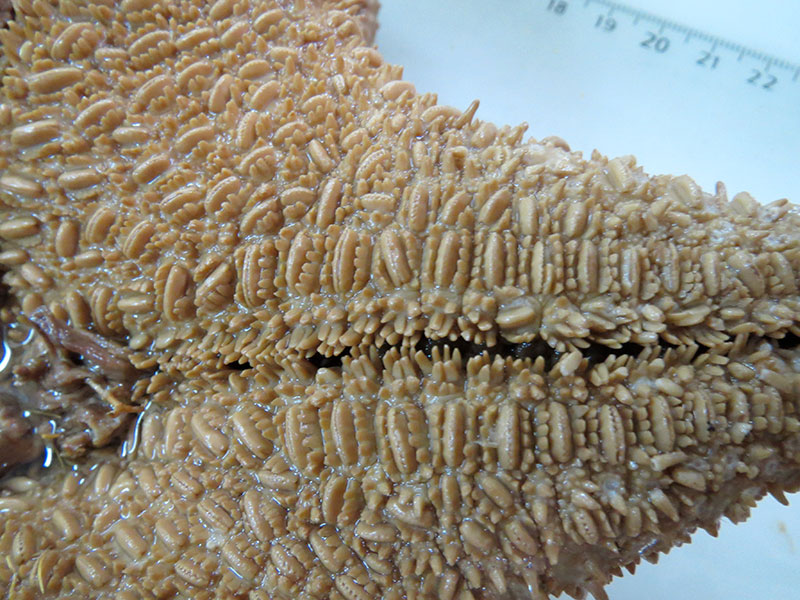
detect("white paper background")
[375,2,800,599]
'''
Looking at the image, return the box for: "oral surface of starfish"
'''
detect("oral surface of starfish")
[0,1,799,599]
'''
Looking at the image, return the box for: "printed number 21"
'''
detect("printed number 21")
[547,0,567,15]
[696,51,719,69]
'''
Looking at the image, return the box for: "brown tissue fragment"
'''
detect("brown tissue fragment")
[28,306,140,384]
[0,1,11,29]
[0,305,143,464]
[0,394,43,473]
[0,1,799,599]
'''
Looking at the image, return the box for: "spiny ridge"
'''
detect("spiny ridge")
[0,1,798,376]
[2,340,800,599]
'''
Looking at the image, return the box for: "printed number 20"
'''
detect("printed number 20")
[640,32,670,53]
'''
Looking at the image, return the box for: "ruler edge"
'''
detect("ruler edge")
[586,0,800,74]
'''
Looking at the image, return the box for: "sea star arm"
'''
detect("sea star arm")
[0,1,799,599]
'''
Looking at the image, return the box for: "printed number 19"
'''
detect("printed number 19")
[595,15,617,32]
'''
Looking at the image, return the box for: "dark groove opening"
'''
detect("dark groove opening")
[583,341,645,367]
[305,327,793,374]
[311,334,720,373]
[778,331,800,350]
[307,347,351,369]
[415,334,561,370]
[225,360,253,371]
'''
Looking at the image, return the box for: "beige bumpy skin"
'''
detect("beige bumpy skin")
[1,1,799,599]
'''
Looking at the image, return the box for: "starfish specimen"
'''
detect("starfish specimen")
[0,0,799,598]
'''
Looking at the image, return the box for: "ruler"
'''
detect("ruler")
[376,2,799,600]
[562,0,799,88]
[377,0,800,205]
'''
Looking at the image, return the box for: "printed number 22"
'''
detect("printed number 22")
[748,69,777,90]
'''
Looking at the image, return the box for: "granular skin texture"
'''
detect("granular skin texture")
[0,1,799,599]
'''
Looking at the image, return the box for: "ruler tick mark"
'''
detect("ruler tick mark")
[543,0,797,99]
